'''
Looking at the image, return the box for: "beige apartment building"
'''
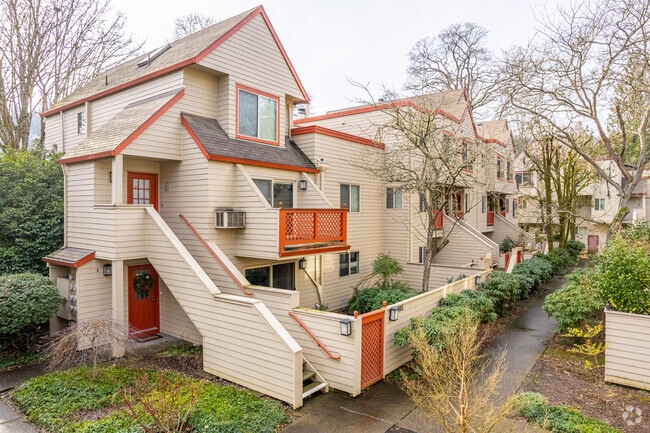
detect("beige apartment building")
[41,6,533,408]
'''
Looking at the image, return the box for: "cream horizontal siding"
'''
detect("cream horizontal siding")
[200,14,303,139]
[76,259,113,323]
[94,159,112,204]
[383,270,491,375]
[159,280,202,345]
[605,310,650,391]
[181,67,218,118]
[44,113,63,152]
[123,107,183,161]
[433,215,498,267]
[144,207,303,407]
[489,213,535,248]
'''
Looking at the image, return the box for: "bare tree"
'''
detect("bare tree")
[401,309,510,433]
[500,0,650,235]
[0,0,140,151]
[406,23,500,117]
[351,84,485,291]
[172,12,216,41]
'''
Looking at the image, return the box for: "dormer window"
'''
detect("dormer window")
[236,84,279,145]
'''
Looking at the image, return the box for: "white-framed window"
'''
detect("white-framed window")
[594,198,606,211]
[462,142,473,171]
[575,227,587,239]
[465,194,470,214]
[507,160,513,181]
[505,198,509,214]
[419,193,427,212]
[340,184,360,212]
[481,196,486,213]
[515,171,533,187]
[339,251,359,277]
[253,178,294,208]
[513,199,518,217]
[77,112,86,135]
[237,85,279,144]
[496,156,504,179]
[386,187,403,209]
[244,262,295,291]
[418,246,426,264]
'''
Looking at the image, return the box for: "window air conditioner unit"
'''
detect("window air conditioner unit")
[215,210,246,228]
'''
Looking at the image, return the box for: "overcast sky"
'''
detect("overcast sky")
[112,0,568,117]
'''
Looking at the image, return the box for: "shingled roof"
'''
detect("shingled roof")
[43,247,95,268]
[476,119,513,147]
[43,5,308,116]
[181,113,318,173]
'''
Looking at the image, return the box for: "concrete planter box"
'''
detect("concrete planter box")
[605,309,650,391]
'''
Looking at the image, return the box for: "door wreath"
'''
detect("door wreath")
[133,272,153,298]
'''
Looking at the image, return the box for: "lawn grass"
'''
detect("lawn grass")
[12,366,288,433]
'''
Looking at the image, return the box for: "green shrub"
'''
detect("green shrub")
[0,150,64,275]
[438,290,497,322]
[499,235,515,253]
[512,256,554,290]
[543,268,604,331]
[595,235,650,315]
[347,285,416,314]
[622,220,650,243]
[510,392,621,433]
[372,253,404,286]
[480,271,522,313]
[394,306,475,349]
[538,249,576,274]
[0,273,62,348]
[566,240,585,258]
[446,273,468,284]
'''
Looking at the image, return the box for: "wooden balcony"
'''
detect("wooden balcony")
[279,208,349,257]
[452,210,465,220]
[487,210,494,226]
[500,210,506,217]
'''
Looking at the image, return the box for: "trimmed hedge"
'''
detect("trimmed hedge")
[543,268,604,331]
[512,256,554,293]
[566,240,585,258]
[481,271,522,314]
[347,284,416,314]
[438,289,497,323]
[511,392,621,433]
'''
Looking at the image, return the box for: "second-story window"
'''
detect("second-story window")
[419,193,427,212]
[462,142,473,171]
[340,184,360,212]
[513,199,518,217]
[237,86,279,144]
[594,198,606,211]
[516,171,533,187]
[496,156,504,179]
[386,187,403,209]
[253,178,293,208]
[77,112,86,135]
[507,160,513,181]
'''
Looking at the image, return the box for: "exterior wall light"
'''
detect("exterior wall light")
[298,179,308,190]
[103,264,112,276]
[475,274,482,286]
[389,306,399,321]
[298,258,307,270]
[340,318,351,336]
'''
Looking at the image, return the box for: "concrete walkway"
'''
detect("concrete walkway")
[0,362,46,433]
[284,277,566,433]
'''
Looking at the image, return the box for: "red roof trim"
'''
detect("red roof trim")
[43,251,95,268]
[293,101,414,124]
[43,6,308,117]
[57,89,185,164]
[291,125,384,149]
[181,115,320,173]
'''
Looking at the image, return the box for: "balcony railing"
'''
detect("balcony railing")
[500,210,506,217]
[279,208,348,256]
[433,211,444,229]
[487,210,494,226]
[452,210,465,220]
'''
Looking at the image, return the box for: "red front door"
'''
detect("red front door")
[127,172,159,211]
[587,235,599,254]
[128,264,160,338]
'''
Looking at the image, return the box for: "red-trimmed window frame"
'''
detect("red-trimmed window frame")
[496,154,505,180]
[235,83,281,146]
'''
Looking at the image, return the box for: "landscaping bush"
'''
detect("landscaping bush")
[446,273,468,284]
[512,256,554,290]
[510,392,621,433]
[543,268,604,331]
[499,235,515,253]
[438,289,497,322]
[347,285,416,314]
[0,150,64,275]
[372,253,404,289]
[394,306,475,349]
[0,273,62,349]
[12,366,288,433]
[566,240,585,258]
[480,271,522,314]
[537,249,576,275]
[595,234,650,315]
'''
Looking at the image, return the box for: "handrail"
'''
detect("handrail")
[179,214,253,295]
[288,311,341,360]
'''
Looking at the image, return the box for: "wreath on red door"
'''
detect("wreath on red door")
[133,272,153,298]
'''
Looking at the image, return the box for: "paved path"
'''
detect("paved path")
[0,363,44,433]
[284,277,566,433]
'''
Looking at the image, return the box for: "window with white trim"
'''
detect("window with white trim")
[515,171,533,187]
[481,196,486,213]
[237,87,278,143]
[386,187,403,209]
[340,184,360,212]
[594,198,605,211]
[77,112,86,135]
[462,142,473,171]
[418,246,425,264]
[513,199,518,217]
[340,252,359,277]
[419,193,427,212]
[245,262,295,291]
[496,156,504,179]
[507,160,513,181]
[253,178,293,208]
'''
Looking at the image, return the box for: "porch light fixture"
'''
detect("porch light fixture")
[298,258,307,270]
[103,264,112,276]
[340,318,351,336]
[475,275,482,286]
[298,179,308,190]
[389,306,399,321]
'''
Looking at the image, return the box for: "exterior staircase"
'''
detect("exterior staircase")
[302,357,328,399]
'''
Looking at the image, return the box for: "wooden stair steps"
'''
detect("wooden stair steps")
[302,381,327,399]
[302,369,316,382]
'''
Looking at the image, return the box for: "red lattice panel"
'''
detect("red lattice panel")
[280,209,346,247]
[360,309,384,389]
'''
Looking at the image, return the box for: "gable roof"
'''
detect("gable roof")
[58,89,184,164]
[181,113,318,173]
[476,119,513,147]
[43,6,309,117]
